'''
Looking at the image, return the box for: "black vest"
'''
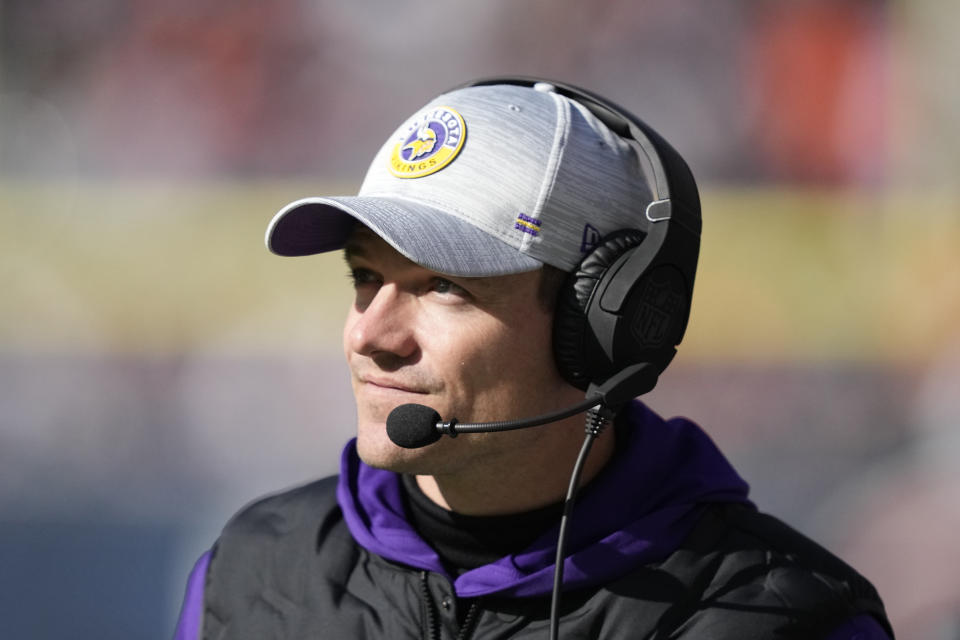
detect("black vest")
[201,477,893,639]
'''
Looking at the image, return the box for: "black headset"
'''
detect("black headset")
[456,77,702,397]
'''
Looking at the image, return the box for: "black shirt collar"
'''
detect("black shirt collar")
[400,474,564,576]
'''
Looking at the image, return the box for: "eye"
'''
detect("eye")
[430,277,469,298]
[348,267,381,289]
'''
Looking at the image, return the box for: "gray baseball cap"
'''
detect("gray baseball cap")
[265,81,660,277]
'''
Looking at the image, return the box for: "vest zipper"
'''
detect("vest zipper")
[419,571,440,640]
[419,571,481,640]
[455,601,480,640]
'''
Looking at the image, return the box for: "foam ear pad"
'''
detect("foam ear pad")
[553,230,647,390]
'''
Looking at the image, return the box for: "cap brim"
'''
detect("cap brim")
[266,196,542,277]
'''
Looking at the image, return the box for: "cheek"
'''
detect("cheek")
[461,317,562,396]
[342,303,373,346]
[507,335,560,388]
[341,309,355,357]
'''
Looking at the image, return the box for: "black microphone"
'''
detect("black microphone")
[386,404,443,449]
[385,362,661,449]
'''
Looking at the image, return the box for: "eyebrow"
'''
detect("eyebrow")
[340,230,510,297]
[342,224,379,263]
[342,241,366,263]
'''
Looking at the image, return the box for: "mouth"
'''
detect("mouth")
[358,376,430,396]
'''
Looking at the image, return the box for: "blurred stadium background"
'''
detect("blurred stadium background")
[1,1,958,637]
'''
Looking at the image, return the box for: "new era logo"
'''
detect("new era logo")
[580,224,601,253]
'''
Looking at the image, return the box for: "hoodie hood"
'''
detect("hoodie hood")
[336,400,752,598]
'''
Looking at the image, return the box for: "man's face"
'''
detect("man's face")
[342,229,584,474]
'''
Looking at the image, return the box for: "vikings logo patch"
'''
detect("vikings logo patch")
[389,106,466,178]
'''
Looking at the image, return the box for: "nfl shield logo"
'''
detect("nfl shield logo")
[631,269,685,347]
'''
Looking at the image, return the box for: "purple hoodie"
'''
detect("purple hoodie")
[337,400,751,597]
[174,401,890,639]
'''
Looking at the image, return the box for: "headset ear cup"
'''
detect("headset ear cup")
[553,230,647,390]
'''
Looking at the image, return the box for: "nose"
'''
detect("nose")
[344,284,418,365]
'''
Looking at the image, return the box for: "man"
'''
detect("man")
[174,78,892,639]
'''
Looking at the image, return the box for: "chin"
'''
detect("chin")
[357,425,473,479]
[355,423,428,472]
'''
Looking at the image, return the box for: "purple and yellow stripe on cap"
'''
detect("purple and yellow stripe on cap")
[515,213,541,237]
